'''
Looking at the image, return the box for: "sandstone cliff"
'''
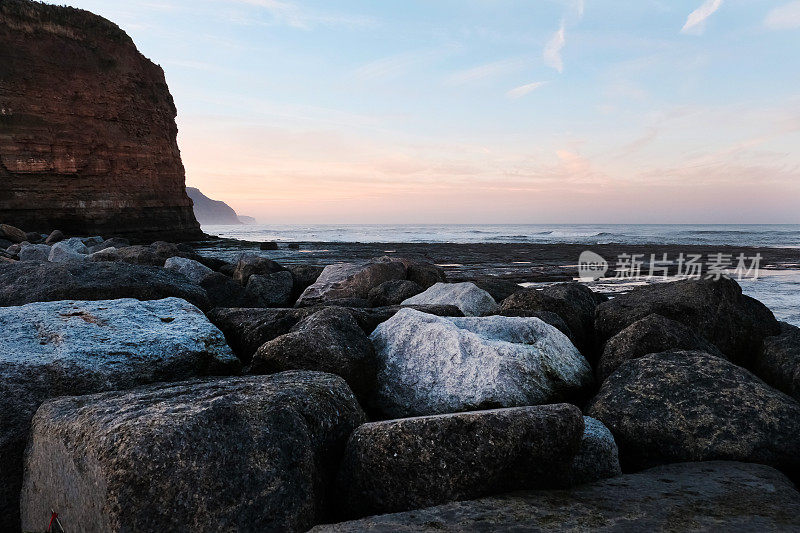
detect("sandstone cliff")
[0,0,203,241]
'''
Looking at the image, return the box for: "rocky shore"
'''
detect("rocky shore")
[1,222,800,532]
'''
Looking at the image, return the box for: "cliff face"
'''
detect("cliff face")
[186,187,242,225]
[0,0,203,241]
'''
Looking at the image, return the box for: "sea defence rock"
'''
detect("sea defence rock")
[755,322,800,401]
[297,258,407,306]
[0,261,210,309]
[401,282,498,316]
[588,350,800,473]
[367,279,423,307]
[233,254,287,285]
[164,255,213,283]
[312,462,800,532]
[336,404,586,518]
[370,309,593,418]
[21,372,365,533]
[243,270,295,307]
[0,298,239,530]
[595,277,780,366]
[0,1,202,241]
[18,242,50,261]
[567,417,622,486]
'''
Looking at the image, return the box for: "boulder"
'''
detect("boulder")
[500,282,600,356]
[468,276,521,302]
[18,243,51,262]
[0,223,27,243]
[0,261,210,310]
[370,309,593,417]
[88,244,160,265]
[21,372,365,533]
[243,270,295,307]
[233,254,287,285]
[86,236,130,253]
[404,261,446,289]
[48,240,88,262]
[25,231,43,243]
[164,255,213,283]
[0,238,13,250]
[199,272,246,308]
[287,264,325,298]
[260,241,279,250]
[6,242,21,255]
[337,404,585,518]
[60,236,90,253]
[567,417,622,486]
[349,304,464,333]
[0,298,239,530]
[312,462,800,532]
[595,277,780,366]
[754,322,800,402]
[44,229,65,245]
[297,258,407,306]
[402,282,497,317]
[597,313,724,382]
[499,309,574,343]
[251,308,377,398]
[367,279,424,307]
[588,350,800,473]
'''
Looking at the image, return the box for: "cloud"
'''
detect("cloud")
[229,0,375,30]
[544,21,566,73]
[506,81,548,99]
[354,48,455,82]
[764,1,800,30]
[446,58,528,85]
[681,0,723,35]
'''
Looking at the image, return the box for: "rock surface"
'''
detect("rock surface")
[21,372,365,533]
[370,309,592,417]
[401,282,497,316]
[233,254,287,285]
[48,240,87,262]
[588,350,800,473]
[0,261,210,309]
[0,297,239,530]
[312,462,800,532]
[18,242,50,261]
[243,270,295,307]
[0,1,202,240]
[567,417,622,486]
[164,255,213,283]
[337,404,585,518]
[297,258,407,306]
[367,279,423,307]
[755,322,800,402]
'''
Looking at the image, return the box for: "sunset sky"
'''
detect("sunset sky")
[56,0,800,223]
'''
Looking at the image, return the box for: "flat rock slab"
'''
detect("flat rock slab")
[0,261,210,309]
[313,461,800,532]
[370,309,592,417]
[21,372,366,533]
[0,297,239,530]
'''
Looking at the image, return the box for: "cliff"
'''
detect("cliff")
[0,0,204,241]
[186,187,243,225]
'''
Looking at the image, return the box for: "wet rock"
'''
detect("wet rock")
[0,298,239,530]
[597,313,724,382]
[368,279,423,307]
[755,322,800,401]
[0,223,27,243]
[371,309,592,417]
[251,308,377,398]
[588,350,800,473]
[567,417,621,486]
[44,229,65,245]
[297,258,408,307]
[313,462,800,532]
[233,254,287,285]
[402,282,497,317]
[0,261,210,309]
[336,404,584,518]
[164,255,213,283]
[21,372,365,533]
[243,270,295,307]
[18,243,51,262]
[595,277,780,366]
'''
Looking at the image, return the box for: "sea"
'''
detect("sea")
[201,223,800,326]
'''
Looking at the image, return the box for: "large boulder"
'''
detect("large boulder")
[336,404,585,518]
[164,255,213,283]
[0,261,210,310]
[297,258,407,306]
[251,308,378,398]
[312,462,800,532]
[567,417,622,486]
[44,230,65,245]
[233,254,287,285]
[89,242,200,266]
[0,298,239,530]
[18,243,51,261]
[199,272,247,308]
[404,261,446,289]
[370,309,593,417]
[243,270,295,307]
[597,313,724,382]
[467,276,521,302]
[401,282,497,316]
[0,223,28,243]
[48,240,88,262]
[594,277,780,366]
[755,322,800,402]
[21,372,366,533]
[367,279,423,307]
[500,282,600,356]
[588,350,800,473]
[287,264,325,298]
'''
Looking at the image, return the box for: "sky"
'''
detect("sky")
[50,0,800,223]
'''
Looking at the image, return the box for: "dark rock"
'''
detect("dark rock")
[567,417,622,486]
[469,277,521,302]
[313,462,800,532]
[597,313,724,382]
[404,261,446,289]
[367,279,423,307]
[288,243,301,250]
[0,261,210,310]
[44,230,65,245]
[195,255,229,272]
[341,304,464,334]
[755,322,800,401]
[587,350,800,473]
[336,404,584,518]
[24,231,42,243]
[243,271,295,307]
[0,238,13,249]
[595,277,780,366]
[164,256,213,283]
[297,257,407,306]
[0,298,238,530]
[0,223,27,243]
[86,236,130,253]
[218,262,235,276]
[200,272,246,308]
[18,243,50,262]
[260,241,279,250]
[233,254,287,285]
[288,264,326,299]
[21,372,365,533]
[251,308,377,398]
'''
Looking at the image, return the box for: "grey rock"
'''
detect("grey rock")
[60,236,90,253]
[164,255,214,283]
[1,298,240,530]
[21,372,365,533]
[367,279,423,307]
[43,230,65,245]
[48,241,88,262]
[755,321,800,402]
[297,257,407,306]
[370,309,593,417]
[233,254,287,285]
[244,270,295,307]
[81,236,104,246]
[567,417,622,486]
[24,231,43,243]
[336,404,584,518]
[402,282,497,317]
[588,350,800,473]
[499,309,574,343]
[6,242,21,255]
[18,243,51,262]
[0,223,27,243]
[86,237,130,253]
[199,271,246,308]
[287,264,325,298]
[348,304,464,334]
[313,462,800,532]
[469,276,521,302]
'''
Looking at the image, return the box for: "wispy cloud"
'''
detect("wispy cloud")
[354,48,455,82]
[681,0,723,35]
[229,0,375,30]
[506,81,548,99]
[446,58,528,85]
[544,21,566,73]
[764,1,800,30]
